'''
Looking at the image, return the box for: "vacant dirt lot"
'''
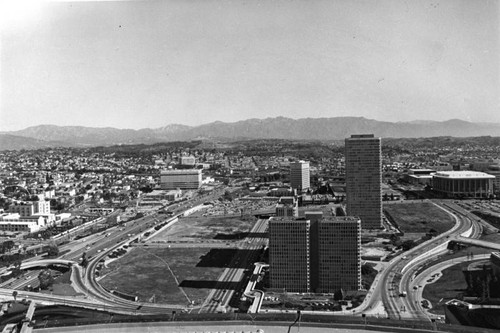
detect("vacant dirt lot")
[383,202,455,234]
[151,216,257,241]
[99,247,228,305]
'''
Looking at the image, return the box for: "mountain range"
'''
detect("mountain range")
[2,117,500,150]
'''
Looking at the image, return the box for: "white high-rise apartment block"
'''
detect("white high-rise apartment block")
[345,134,382,229]
[290,161,310,191]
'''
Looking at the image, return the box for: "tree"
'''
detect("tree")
[12,291,18,302]
[80,256,89,268]
[333,289,345,301]
[27,195,39,202]
[139,186,153,193]
[11,260,22,278]
[47,244,59,257]
[75,195,85,204]
[223,190,234,202]
[38,269,54,290]
[389,234,400,245]
[1,240,14,254]
[401,240,415,251]
[361,263,376,275]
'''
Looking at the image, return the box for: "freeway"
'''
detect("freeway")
[73,212,193,314]
[410,254,491,318]
[358,200,479,321]
[9,212,168,297]
[0,211,182,314]
[198,217,269,313]
[383,200,482,321]
[398,201,483,320]
[0,186,246,315]
[53,188,229,312]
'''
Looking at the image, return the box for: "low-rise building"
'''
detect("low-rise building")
[268,187,295,197]
[275,196,298,217]
[160,169,202,190]
[180,155,196,166]
[9,200,51,217]
[405,169,435,186]
[0,213,46,233]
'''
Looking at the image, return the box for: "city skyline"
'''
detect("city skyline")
[1,0,498,132]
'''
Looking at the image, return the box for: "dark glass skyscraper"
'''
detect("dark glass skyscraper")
[345,134,382,229]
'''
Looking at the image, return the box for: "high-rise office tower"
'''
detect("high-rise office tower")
[268,218,310,292]
[345,134,382,229]
[316,216,361,292]
[268,214,361,293]
[290,161,310,191]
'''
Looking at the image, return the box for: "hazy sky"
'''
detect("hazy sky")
[1,0,499,131]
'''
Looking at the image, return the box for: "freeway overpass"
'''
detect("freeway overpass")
[20,259,76,270]
[451,236,500,251]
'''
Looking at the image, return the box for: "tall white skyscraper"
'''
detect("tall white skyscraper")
[290,161,310,191]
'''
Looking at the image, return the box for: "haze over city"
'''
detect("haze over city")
[1,0,499,132]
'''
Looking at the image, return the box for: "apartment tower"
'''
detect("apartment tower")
[290,161,310,191]
[345,134,382,229]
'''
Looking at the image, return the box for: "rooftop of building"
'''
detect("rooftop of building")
[275,203,296,208]
[407,174,433,179]
[408,168,436,173]
[290,160,309,165]
[433,171,496,179]
[270,216,360,223]
[305,211,324,216]
[270,217,310,223]
[319,216,361,223]
[278,196,296,204]
[160,169,201,174]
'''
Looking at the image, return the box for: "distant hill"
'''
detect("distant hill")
[2,117,500,150]
[0,134,75,150]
